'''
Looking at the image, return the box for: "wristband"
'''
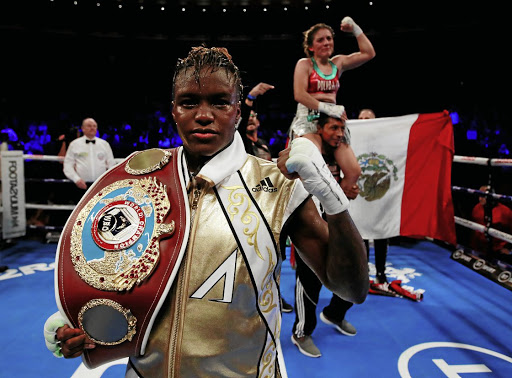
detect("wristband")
[44,311,68,358]
[246,93,256,101]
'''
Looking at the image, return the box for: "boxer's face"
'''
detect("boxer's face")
[310,28,334,58]
[172,67,241,168]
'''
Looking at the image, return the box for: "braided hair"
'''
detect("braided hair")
[172,46,243,102]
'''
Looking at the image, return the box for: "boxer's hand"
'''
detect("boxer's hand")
[318,102,345,119]
[56,325,96,359]
[341,16,363,37]
[286,137,350,215]
[277,147,300,180]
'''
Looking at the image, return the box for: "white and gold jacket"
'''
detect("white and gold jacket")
[130,132,308,377]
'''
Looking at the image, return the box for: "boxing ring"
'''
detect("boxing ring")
[450,155,512,291]
[1,150,512,377]
[0,151,511,289]
[0,151,124,242]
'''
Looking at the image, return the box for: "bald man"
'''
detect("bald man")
[63,118,116,191]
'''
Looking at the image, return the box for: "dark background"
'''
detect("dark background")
[0,1,509,162]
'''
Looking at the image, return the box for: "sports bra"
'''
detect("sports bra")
[307,57,340,94]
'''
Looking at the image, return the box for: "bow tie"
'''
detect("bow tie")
[86,139,96,144]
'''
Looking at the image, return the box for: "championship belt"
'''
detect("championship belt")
[56,148,189,369]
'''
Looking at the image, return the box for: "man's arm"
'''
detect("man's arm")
[335,143,361,200]
[239,98,253,154]
[240,82,275,155]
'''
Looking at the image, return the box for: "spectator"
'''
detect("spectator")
[240,82,275,161]
[471,185,512,262]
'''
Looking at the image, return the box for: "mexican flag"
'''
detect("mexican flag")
[347,111,456,245]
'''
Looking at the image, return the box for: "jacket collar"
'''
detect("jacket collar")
[182,131,248,187]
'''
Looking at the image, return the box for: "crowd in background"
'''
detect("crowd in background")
[1,105,510,163]
[0,109,292,162]
[0,105,510,199]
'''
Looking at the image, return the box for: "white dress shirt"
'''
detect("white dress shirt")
[63,136,116,184]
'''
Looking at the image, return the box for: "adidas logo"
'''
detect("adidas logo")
[252,177,278,193]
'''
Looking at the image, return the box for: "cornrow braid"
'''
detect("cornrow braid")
[172,46,243,102]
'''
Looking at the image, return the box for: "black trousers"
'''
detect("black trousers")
[364,239,388,276]
[292,249,353,337]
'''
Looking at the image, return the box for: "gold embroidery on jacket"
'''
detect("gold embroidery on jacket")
[259,247,278,377]
[260,340,276,378]
[223,185,264,260]
[260,246,277,313]
[223,181,279,377]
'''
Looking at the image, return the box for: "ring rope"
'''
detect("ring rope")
[21,154,124,164]
[25,204,75,211]
[453,154,511,250]
[22,154,63,162]
[27,224,63,231]
[452,186,512,204]
[453,155,512,167]
[454,216,512,244]
[25,178,72,184]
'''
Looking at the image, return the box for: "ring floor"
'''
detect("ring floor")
[1,238,511,377]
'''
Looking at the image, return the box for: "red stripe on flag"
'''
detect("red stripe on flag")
[400,111,456,245]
